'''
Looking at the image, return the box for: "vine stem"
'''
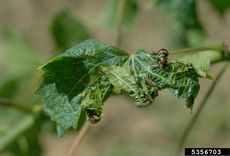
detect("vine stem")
[0,98,35,113]
[175,61,229,156]
[171,45,224,55]
[67,122,91,156]
[115,0,127,46]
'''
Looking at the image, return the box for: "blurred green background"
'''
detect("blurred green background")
[0,0,230,156]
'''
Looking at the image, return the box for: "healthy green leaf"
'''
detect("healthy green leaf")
[96,0,139,29]
[37,39,204,136]
[50,10,91,52]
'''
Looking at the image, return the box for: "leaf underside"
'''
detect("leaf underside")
[37,39,204,136]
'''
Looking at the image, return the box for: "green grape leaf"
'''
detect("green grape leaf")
[50,10,91,52]
[107,66,159,107]
[36,39,129,136]
[178,51,212,78]
[96,0,139,29]
[108,50,200,108]
[209,0,230,15]
[37,39,204,136]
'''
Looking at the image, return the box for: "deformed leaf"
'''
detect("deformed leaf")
[108,66,158,107]
[166,62,200,108]
[113,50,200,108]
[37,39,206,136]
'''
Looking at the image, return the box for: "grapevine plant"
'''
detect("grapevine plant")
[1,0,230,156]
[36,39,225,137]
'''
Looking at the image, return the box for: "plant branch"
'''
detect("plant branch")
[171,45,224,55]
[172,44,230,65]
[67,122,91,156]
[0,98,42,114]
[175,61,229,156]
[115,0,127,46]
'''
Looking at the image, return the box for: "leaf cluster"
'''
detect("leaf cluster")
[37,39,206,136]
